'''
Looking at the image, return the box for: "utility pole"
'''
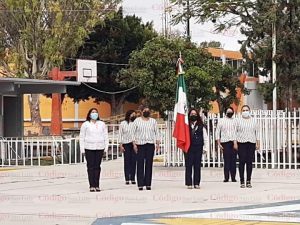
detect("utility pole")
[162,0,171,37]
[164,0,168,37]
[186,0,191,41]
[288,0,293,110]
[272,0,278,169]
[272,0,277,112]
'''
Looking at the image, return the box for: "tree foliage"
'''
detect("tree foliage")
[118,37,244,114]
[0,0,119,77]
[66,9,157,115]
[0,0,119,131]
[171,0,300,109]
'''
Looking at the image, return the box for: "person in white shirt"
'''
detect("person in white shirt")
[132,105,160,191]
[216,107,238,183]
[79,108,108,192]
[185,108,208,189]
[236,105,260,188]
[119,110,137,185]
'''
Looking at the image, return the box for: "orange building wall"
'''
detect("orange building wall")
[206,48,246,113]
[206,47,243,60]
[123,101,140,113]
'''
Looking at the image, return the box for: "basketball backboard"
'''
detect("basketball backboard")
[77,59,97,83]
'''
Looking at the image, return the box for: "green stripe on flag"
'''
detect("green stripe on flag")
[175,74,188,104]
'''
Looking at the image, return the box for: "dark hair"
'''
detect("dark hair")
[188,108,203,127]
[138,104,149,111]
[241,105,251,111]
[86,108,99,121]
[226,107,234,113]
[125,110,135,123]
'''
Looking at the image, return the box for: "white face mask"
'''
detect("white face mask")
[242,111,250,118]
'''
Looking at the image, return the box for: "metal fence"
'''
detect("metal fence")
[0,124,166,167]
[0,136,82,166]
[1,111,299,169]
[164,110,300,169]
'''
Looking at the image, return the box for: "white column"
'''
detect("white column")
[74,102,79,128]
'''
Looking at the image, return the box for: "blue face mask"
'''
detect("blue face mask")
[242,111,250,118]
[90,112,98,120]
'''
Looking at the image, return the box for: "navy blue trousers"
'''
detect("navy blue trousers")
[123,143,137,182]
[222,141,237,181]
[136,144,155,187]
[184,145,203,186]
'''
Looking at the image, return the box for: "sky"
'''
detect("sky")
[122,0,245,51]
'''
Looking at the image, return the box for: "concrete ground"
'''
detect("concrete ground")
[0,160,300,225]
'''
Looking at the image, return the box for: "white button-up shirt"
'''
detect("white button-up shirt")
[79,120,109,153]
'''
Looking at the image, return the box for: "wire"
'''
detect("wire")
[82,82,137,95]
[66,57,129,66]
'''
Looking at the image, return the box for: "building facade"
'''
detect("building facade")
[207,47,267,112]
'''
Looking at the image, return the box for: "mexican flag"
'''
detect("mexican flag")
[173,57,190,152]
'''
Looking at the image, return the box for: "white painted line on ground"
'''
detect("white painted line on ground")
[169,204,300,223]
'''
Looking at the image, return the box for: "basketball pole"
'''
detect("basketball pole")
[49,67,77,136]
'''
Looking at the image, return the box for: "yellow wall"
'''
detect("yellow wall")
[77,99,111,120]
[24,95,113,130]
[24,94,140,131]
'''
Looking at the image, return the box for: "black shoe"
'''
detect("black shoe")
[146,186,151,190]
[95,187,101,192]
[223,179,229,182]
[138,187,143,191]
[89,187,96,192]
[125,181,130,185]
[240,183,245,188]
[232,179,237,182]
[131,181,136,185]
[246,181,252,188]
[194,185,200,189]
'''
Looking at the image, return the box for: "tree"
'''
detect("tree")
[66,9,157,115]
[0,0,119,133]
[171,0,300,109]
[118,36,243,115]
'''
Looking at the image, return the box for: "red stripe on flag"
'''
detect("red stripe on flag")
[173,113,190,152]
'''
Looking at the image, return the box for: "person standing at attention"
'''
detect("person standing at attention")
[80,108,108,192]
[185,108,208,189]
[216,107,238,183]
[132,105,160,191]
[119,110,137,185]
[236,105,260,188]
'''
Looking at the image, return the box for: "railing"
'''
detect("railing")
[164,110,300,169]
[0,124,166,167]
[1,111,299,169]
[0,136,82,166]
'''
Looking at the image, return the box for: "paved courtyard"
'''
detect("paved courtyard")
[0,160,300,225]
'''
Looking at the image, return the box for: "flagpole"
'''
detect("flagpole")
[173,53,190,152]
